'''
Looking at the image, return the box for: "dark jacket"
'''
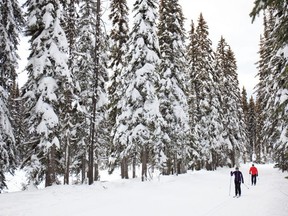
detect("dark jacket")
[231,170,244,183]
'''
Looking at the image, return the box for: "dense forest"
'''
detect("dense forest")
[0,0,287,192]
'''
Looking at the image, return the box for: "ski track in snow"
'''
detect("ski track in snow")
[0,163,287,216]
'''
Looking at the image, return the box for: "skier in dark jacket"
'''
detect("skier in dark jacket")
[231,167,244,197]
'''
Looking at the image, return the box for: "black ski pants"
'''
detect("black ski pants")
[234,181,241,196]
[251,174,257,185]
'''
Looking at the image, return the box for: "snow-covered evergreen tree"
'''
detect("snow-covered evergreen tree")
[0,0,24,192]
[73,0,109,184]
[113,0,163,181]
[186,19,200,170]
[157,0,191,174]
[247,96,256,160]
[71,0,96,183]
[241,87,249,126]
[255,96,266,163]
[0,85,16,192]
[0,0,24,92]
[21,0,72,187]
[252,0,288,170]
[59,0,80,185]
[107,0,130,178]
[8,81,25,163]
[187,13,223,170]
[241,87,250,161]
[255,10,275,164]
[215,37,247,167]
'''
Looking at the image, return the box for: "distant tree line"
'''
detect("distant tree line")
[0,0,287,192]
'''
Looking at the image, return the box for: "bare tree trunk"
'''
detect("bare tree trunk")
[174,154,177,175]
[88,0,101,185]
[167,158,172,175]
[141,148,148,181]
[81,153,86,184]
[64,142,70,184]
[94,163,99,181]
[121,158,124,179]
[88,138,94,185]
[132,155,136,178]
[124,157,129,179]
[121,156,129,179]
[46,145,56,187]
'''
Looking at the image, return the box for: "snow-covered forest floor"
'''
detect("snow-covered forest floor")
[1,163,287,216]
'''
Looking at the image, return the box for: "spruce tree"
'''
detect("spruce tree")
[73,0,109,184]
[21,0,72,187]
[241,87,249,126]
[255,96,266,163]
[157,0,190,174]
[241,87,250,161]
[186,13,223,170]
[113,0,163,181]
[186,19,200,170]
[254,11,274,164]
[247,96,257,161]
[0,0,24,192]
[72,0,97,183]
[0,0,24,92]
[8,81,25,163]
[252,0,288,170]
[215,37,247,167]
[57,0,80,185]
[107,0,130,179]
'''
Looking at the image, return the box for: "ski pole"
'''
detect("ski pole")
[243,183,249,189]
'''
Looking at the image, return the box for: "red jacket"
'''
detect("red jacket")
[249,166,258,175]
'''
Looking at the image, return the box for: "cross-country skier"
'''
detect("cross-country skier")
[230,167,244,197]
[249,164,258,185]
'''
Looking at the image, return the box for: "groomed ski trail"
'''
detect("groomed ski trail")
[198,163,288,216]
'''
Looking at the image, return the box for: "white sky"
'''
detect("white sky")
[178,0,263,97]
[17,0,263,98]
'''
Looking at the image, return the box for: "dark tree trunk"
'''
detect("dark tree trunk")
[88,143,94,185]
[141,148,148,181]
[46,145,56,187]
[64,143,70,184]
[121,156,129,179]
[89,0,101,185]
[81,153,86,184]
[94,163,99,181]
[132,155,136,178]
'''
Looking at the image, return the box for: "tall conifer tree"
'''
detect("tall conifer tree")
[247,96,256,160]
[186,19,200,170]
[73,0,109,184]
[241,87,250,161]
[72,0,97,183]
[0,0,24,192]
[215,37,247,167]
[255,10,275,163]
[21,0,72,187]
[157,0,191,174]
[59,0,79,185]
[107,0,130,179]
[252,0,288,170]
[187,13,223,170]
[113,0,163,181]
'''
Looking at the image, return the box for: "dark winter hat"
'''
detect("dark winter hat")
[235,167,239,170]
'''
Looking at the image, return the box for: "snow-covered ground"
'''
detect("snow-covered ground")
[1,163,287,216]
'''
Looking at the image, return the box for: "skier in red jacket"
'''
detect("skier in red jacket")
[249,164,258,185]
